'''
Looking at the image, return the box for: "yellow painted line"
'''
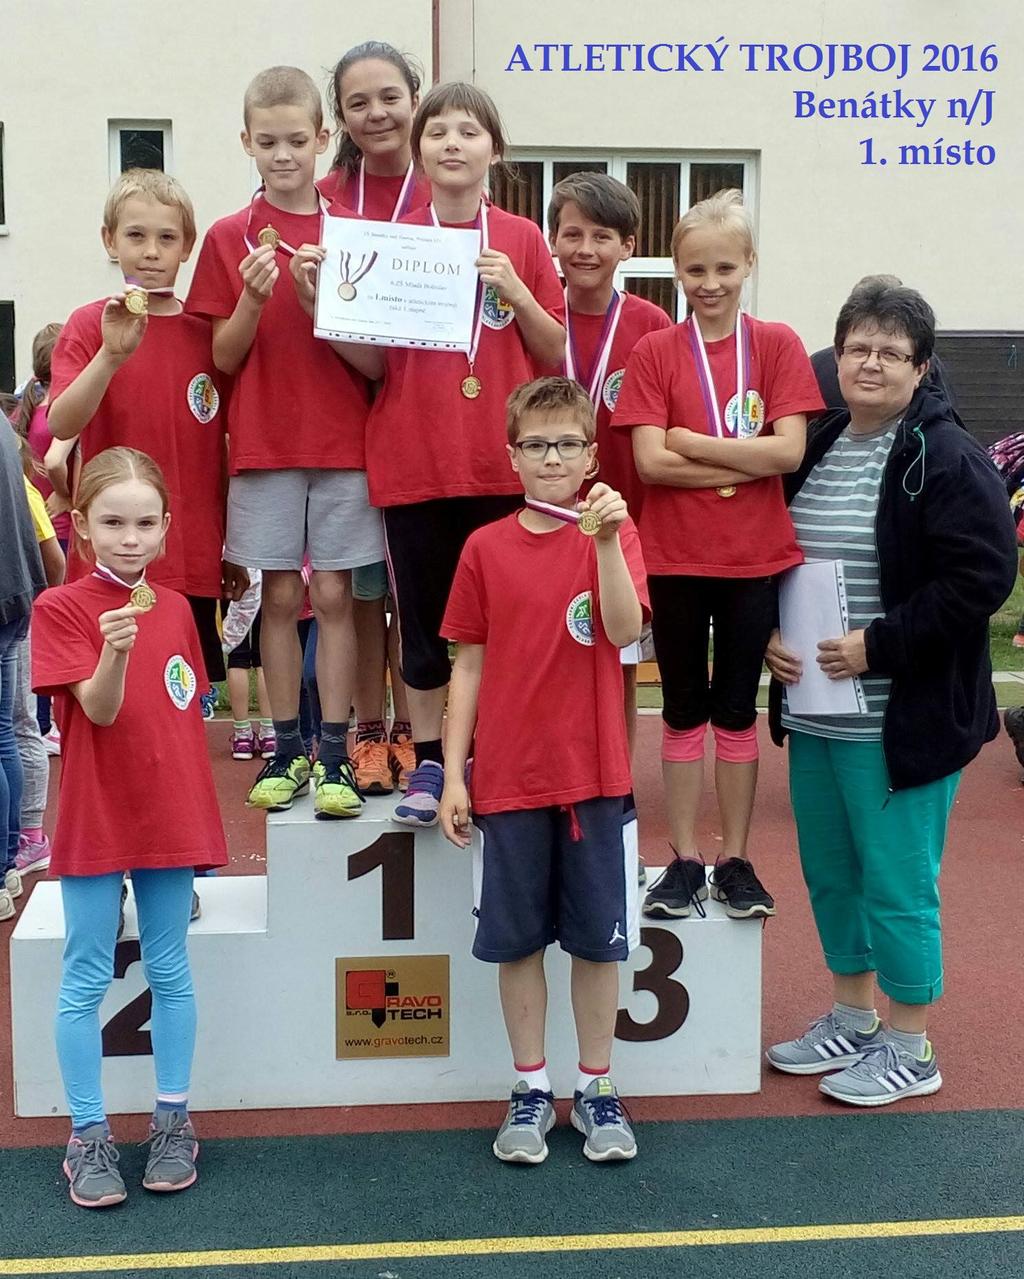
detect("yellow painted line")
[4,1216,1024,1274]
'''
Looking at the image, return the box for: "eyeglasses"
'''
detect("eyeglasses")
[514,438,589,461]
[839,343,916,368]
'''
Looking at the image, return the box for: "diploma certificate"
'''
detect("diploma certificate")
[314,216,480,350]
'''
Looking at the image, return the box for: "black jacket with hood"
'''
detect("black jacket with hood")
[768,384,1018,790]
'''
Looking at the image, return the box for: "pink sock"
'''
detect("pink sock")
[712,724,758,763]
[22,827,43,842]
[662,723,706,762]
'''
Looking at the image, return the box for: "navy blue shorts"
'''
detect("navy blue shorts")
[472,796,639,964]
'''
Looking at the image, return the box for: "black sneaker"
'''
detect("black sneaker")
[642,854,708,919]
[1004,707,1024,771]
[709,857,775,919]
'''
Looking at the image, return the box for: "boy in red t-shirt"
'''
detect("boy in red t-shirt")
[548,171,672,757]
[47,169,242,691]
[186,67,383,819]
[439,377,649,1165]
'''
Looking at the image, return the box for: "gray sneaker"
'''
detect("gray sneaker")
[766,1010,884,1075]
[819,1039,942,1107]
[63,1124,127,1208]
[492,1082,556,1164]
[142,1108,199,1191]
[571,1077,637,1161]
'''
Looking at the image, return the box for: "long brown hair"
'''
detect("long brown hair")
[328,42,422,178]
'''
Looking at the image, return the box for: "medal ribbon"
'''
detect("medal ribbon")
[357,158,417,222]
[243,187,332,258]
[523,497,583,526]
[123,278,175,297]
[689,312,750,439]
[429,198,489,376]
[564,291,625,406]
[92,562,148,590]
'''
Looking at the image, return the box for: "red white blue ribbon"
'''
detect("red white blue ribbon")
[689,311,749,438]
[429,198,490,376]
[564,290,624,406]
[356,158,417,222]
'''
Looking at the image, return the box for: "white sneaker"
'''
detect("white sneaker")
[43,728,61,756]
[4,868,23,899]
[0,888,15,921]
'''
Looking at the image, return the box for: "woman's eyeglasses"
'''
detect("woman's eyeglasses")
[839,344,916,368]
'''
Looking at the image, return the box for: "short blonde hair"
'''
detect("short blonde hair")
[671,188,754,265]
[103,169,197,252]
[505,377,596,445]
[244,66,323,132]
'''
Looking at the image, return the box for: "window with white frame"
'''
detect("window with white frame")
[108,120,173,179]
[491,153,756,320]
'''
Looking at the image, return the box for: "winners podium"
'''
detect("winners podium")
[11,798,762,1116]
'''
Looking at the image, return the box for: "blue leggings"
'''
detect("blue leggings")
[57,868,196,1128]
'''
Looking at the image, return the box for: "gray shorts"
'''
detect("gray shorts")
[226,469,384,572]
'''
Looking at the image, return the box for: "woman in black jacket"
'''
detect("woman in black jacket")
[763,282,1017,1106]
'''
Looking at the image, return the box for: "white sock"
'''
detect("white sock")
[576,1066,611,1096]
[885,1026,928,1059]
[833,1001,879,1033]
[513,1061,551,1094]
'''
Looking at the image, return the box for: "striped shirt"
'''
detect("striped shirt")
[782,420,899,741]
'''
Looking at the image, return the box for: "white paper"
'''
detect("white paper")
[778,560,867,716]
[314,216,480,350]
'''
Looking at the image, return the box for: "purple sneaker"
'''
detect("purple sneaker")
[15,833,51,875]
[393,761,444,826]
[230,729,255,761]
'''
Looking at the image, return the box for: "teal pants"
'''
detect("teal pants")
[787,731,960,1005]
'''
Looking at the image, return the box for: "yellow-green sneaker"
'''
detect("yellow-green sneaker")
[246,755,311,810]
[312,759,363,820]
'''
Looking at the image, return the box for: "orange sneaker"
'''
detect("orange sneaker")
[389,735,415,791]
[352,737,393,795]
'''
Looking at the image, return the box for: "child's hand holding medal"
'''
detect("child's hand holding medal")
[98,603,145,653]
[239,243,279,306]
[577,483,627,542]
[101,294,148,360]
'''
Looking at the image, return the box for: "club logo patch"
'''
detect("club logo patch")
[602,368,625,413]
[164,655,197,710]
[481,285,515,330]
[187,373,220,425]
[725,389,765,438]
[565,591,595,647]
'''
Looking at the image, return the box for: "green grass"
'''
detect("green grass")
[989,574,1024,672]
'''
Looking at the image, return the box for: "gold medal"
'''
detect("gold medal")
[257,225,280,249]
[129,583,156,612]
[716,486,737,499]
[577,509,603,536]
[124,288,148,316]
[337,281,357,302]
[461,375,482,400]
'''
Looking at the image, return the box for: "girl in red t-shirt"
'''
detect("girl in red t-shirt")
[316,41,427,796]
[295,83,565,826]
[612,190,823,920]
[30,447,227,1209]
[318,40,431,221]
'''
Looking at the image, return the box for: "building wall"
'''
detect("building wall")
[0,0,1018,376]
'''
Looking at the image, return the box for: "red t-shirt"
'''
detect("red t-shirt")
[555,292,673,526]
[317,166,432,221]
[50,303,227,596]
[611,316,824,577]
[442,513,650,814]
[185,197,370,474]
[365,205,564,507]
[31,575,228,876]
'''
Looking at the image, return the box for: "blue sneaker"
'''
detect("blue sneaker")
[199,688,217,721]
[393,761,444,826]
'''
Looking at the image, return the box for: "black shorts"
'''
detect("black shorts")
[187,595,225,683]
[472,796,639,964]
[649,574,776,733]
[226,609,262,670]
[382,495,522,691]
